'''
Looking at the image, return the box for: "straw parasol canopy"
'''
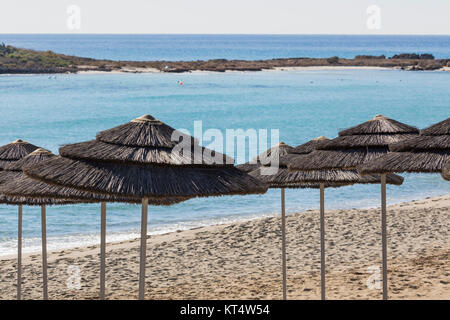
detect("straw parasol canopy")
[0,139,39,170]
[21,114,268,300]
[288,115,420,171]
[284,117,416,301]
[0,147,189,301]
[1,148,186,205]
[249,139,354,188]
[237,142,293,173]
[0,147,92,301]
[0,148,80,206]
[356,117,450,300]
[251,149,403,187]
[359,117,450,174]
[0,194,77,206]
[24,115,267,198]
[442,160,450,181]
[246,138,355,300]
[289,136,329,155]
[243,137,403,186]
[285,131,405,185]
[250,136,403,300]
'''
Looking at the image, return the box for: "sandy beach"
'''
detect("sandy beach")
[0,194,449,300]
[73,65,450,75]
[31,66,450,76]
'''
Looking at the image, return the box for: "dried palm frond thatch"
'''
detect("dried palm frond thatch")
[0,149,89,205]
[0,160,14,170]
[1,149,185,205]
[290,136,329,154]
[420,117,450,136]
[235,162,260,173]
[0,172,185,205]
[249,138,404,187]
[389,134,450,152]
[359,150,450,174]
[0,139,39,170]
[24,156,268,198]
[0,194,80,206]
[250,166,403,187]
[358,117,450,174]
[237,142,293,173]
[4,148,54,171]
[60,139,234,167]
[253,165,360,184]
[442,160,450,181]
[0,171,20,186]
[288,115,419,172]
[317,134,418,150]
[96,114,197,148]
[338,115,419,136]
[25,115,267,198]
[288,148,388,171]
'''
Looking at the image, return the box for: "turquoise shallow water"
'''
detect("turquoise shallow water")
[0,68,449,256]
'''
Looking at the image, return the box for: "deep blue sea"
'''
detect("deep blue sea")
[2,34,450,61]
[0,34,449,256]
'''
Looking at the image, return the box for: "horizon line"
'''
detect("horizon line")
[1,33,450,36]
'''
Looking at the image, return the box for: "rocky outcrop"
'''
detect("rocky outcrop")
[1,45,448,74]
[327,56,340,64]
[355,55,386,59]
[391,53,435,60]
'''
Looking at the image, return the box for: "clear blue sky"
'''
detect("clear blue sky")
[1,0,449,34]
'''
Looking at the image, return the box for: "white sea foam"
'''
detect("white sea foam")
[0,187,447,258]
[0,212,279,257]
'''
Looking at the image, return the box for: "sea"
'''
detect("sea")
[0,34,449,256]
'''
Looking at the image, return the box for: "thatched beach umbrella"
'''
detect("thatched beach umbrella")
[1,148,186,300]
[443,160,450,181]
[246,138,357,300]
[0,148,82,300]
[285,136,403,300]
[237,142,293,173]
[359,117,450,174]
[359,117,450,298]
[22,115,268,300]
[0,139,39,170]
[287,115,416,300]
[0,197,78,300]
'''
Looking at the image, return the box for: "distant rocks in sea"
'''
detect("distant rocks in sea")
[354,53,436,61]
[391,53,435,60]
[355,55,386,60]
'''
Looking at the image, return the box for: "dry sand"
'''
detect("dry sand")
[77,67,160,74]
[0,195,449,300]
[270,66,393,72]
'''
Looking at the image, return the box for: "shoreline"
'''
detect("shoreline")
[1,65,449,77]
[1,192,447,260]
[1,194,448,299]
[2,45,450,75]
